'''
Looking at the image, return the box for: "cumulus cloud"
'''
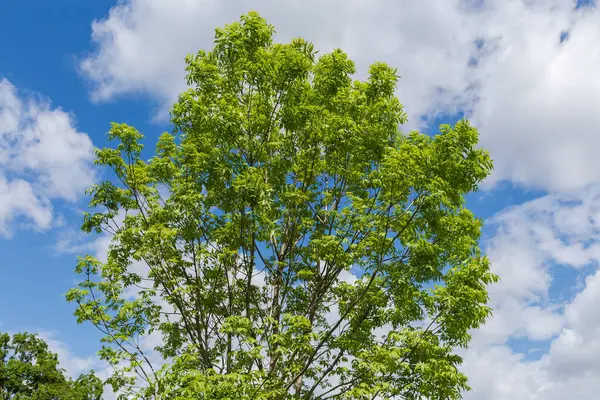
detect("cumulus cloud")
[468,1,600,192]
[0,79,95,236]
[79,0,600,193]
[461,184,600,399]
[36,331,101,378]
[79,0,480,127]
[461,267,600,399]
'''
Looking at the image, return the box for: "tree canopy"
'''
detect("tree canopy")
[0,332,102,400]
[67,11,497,399]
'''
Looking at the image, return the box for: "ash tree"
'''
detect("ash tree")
[67,11,497,400]
[0,332,103,400]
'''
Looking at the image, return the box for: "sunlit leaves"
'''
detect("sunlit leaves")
[67,11,496,400]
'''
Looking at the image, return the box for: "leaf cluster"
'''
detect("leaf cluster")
[67,11,497,400]
[0,332,103,400]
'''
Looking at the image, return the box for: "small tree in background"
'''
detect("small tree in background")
[0,332,103,400]
[67,11,497,399]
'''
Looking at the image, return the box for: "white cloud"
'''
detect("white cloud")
[80,0,600,193]
[461,267,600,399]
[37,331,100,378]
[0,176,53,235]
[80,0,479,127]
[468,1,600,192]
[460,184,600,399]
[0,79,95,236]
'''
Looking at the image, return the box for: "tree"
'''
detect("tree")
[67,11,497,400]
[0,332,102,400]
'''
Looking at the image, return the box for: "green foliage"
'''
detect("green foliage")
[0,332,103,400]
[67,11,497,399]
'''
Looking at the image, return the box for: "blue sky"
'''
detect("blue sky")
[0,0,170,357]
[2,0,600,399]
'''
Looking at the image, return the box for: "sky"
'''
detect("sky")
[1,0,600,398]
